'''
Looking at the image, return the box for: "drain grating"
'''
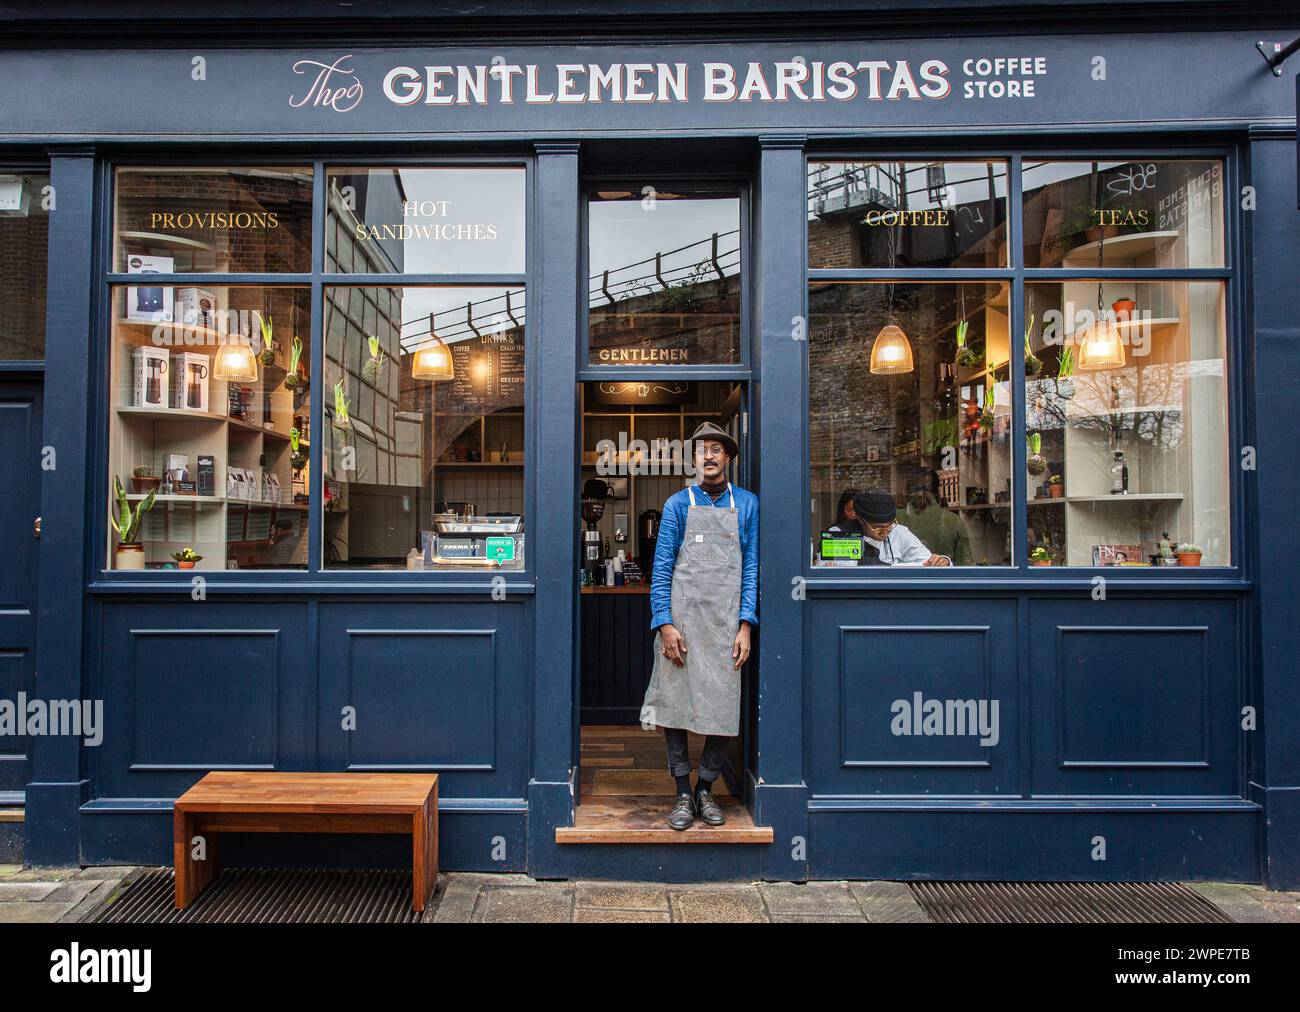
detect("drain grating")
[909,881,1231,924]
[93,868,434,924]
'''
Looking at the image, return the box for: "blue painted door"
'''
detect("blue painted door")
[0,378,41,798]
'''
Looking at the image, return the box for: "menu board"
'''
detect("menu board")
[448,334,525,412]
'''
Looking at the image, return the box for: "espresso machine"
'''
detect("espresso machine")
[581,479,610,583]
[639,508,661,581]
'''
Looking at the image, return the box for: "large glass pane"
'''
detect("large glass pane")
[1023,281,1229,566]
[106,285,311,570]
[114,167,313,274]
[588,188,740,365]
[1022,160,1224,268]
[0,171,49,359]
[808,160,1007,269]
[809,281,1012,567]
[326,167,526,275]
[324,286,526,570]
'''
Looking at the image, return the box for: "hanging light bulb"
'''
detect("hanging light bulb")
[869,323,915,375]
[211,338,258,382]
[1075,314,1126,371]
[411,334,454,380]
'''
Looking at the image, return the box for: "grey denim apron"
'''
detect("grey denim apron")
[641,483,742,737]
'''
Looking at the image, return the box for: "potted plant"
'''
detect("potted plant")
[1111,297,1137,322]
[361,334,386,382]
[1024,314,1042,377]
[1176,543,1203,567]
[283,335,305,390]
[1030,545,1056,567]
[290,426,308,470]
[954,319,981,368]
[171,547,203,570]
[130,464,161,494]
[109,475,157,570]
[1055,346,1076,399]
[1048,473,1064,498]
[255,311,277,368]
[1026,431,1047,476]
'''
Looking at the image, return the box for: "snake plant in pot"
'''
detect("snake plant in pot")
[110,475,157,570]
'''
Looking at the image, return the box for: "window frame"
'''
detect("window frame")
[96,153,534,587]
[803,146,1244,583]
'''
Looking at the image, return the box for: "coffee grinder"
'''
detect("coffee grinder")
[581,478,610,584]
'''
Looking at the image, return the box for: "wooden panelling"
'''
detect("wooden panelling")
[581,590,654,723]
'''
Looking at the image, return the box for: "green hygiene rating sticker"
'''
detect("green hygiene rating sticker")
[820,534,864,560]
[486,537,515,563]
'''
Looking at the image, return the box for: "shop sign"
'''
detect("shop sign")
[591,381,694,405]
[594,347,689,364]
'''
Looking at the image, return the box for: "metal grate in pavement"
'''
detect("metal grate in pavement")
[909,881,1231,923]
[92,868,432,924]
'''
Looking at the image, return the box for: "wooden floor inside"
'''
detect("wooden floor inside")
[556,725,772,844]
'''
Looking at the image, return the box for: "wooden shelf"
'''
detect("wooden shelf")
[1029,492,1184,505]
[1062,230,1181,265]
[117,405,228,424]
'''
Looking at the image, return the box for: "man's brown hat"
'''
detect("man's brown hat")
[688,420,738,459]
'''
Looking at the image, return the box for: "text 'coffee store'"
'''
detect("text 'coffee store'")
[2,3,1298,886]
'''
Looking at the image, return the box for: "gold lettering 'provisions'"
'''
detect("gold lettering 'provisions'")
[149,211,279,230]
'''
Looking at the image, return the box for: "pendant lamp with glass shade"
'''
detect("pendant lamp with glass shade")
[1076,226,1126,371]
[211,337,259,382]
[869,224,914,375]
[410,321,454,381]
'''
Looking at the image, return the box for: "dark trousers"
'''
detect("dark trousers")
[664,727,729,784]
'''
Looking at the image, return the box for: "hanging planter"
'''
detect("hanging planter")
[954,319,981,368]
[290,426,308,470]
[1026,431,1048,476]
[1023,313,1042,377]
[1055,347,1076,399]
[255,311,277,368]
[331,380,353,433]
[978,384,996,430]
[361,334,386,382]
[283,336,306,390]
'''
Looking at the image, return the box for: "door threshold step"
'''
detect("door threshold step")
[0,809,24,823]
[586,769,733,797]
[557,795,772,844]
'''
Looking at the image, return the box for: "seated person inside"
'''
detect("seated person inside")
[824,487,951,567]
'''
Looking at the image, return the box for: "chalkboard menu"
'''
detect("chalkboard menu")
[447,333,525,412]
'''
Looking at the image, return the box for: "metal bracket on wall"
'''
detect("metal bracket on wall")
[1255,38,1299,76]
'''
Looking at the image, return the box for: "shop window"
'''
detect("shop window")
[325,167,526,275]
[0,172,50,359]
[106,285,311,570]
[113,166,313,274]
[322,286,525,570]
[1021,160,1224,268]
[808,281,1012,567]
[587,187,741,365]
[808,160,1007,269]
[1023,280,1230,566]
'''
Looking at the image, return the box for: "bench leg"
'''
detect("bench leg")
[174,810,219,910]
[411,793,438,913]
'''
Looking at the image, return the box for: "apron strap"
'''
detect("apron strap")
[689,482,736,509]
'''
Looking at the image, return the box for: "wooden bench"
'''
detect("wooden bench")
[173,772,438,912]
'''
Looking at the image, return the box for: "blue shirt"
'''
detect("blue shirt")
[650,483,759,631]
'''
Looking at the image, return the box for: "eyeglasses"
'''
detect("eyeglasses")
[696,444,727,459]
[862,520,896,536]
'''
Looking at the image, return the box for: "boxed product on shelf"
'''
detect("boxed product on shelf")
[170,351,210,412]
[124,254,173,322]
[228,385,253,420]
[131,345,170,409]
[197,455,215,497]
[174,287,217,328]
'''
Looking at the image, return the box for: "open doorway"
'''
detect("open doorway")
[566,380,768,841]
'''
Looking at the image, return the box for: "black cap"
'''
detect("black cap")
[853,488,897,524]
[582,478,611,500]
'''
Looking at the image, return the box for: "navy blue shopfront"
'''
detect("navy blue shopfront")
[3,3,1299,886]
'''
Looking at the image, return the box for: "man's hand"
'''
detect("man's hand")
[659,624,687,667]
[923,554,951,567]
[733,622,752,669]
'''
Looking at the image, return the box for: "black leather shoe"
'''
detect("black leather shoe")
[667,792,696,830]
[695,786,725,826]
